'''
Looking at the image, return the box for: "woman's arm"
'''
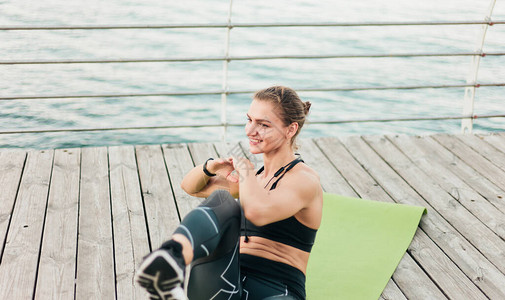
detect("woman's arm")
[180,158,239,198]
[234,158,322,227]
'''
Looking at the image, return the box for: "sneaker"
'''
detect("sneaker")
[136,240,186,300]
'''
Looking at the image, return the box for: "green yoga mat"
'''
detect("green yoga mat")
[306,193,426,299]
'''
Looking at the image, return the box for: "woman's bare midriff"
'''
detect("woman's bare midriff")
[239,236,310,274]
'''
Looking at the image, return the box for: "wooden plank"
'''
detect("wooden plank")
[188,142,218,165]
[213,141,244,159]
[162,143,201,219]
[76,147,115,299]
[109,146,150,300]
[35,149,80,299]
[314,137,459,299]
[479,132,505,154]
[456,134,505,172]
[136,145,180,249]
[387,135,505,240]
[432,134,505,192]
[380,279,407,300]
[407,135,505,215]
[364,136,505,276]
[392,250,448,300]
[0,150,53,299]
[297,139,358,197]
[336,136,505,299]
[0,150,26,259]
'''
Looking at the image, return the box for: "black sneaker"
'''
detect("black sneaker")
[136,240,186,300]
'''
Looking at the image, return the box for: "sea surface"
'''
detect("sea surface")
[1,0,504,149]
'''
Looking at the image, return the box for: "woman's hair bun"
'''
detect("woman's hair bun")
[304,101,311,115]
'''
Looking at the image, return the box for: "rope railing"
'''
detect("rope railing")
[1,13,504,138]
[2,52,504,65]
[1,20,504,30]
[1,114,504,135]
[1,83,504,101]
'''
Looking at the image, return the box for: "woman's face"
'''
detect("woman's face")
[245,99,288,154]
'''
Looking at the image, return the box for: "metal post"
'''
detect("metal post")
[461,0,496,133]
[221,0,234,142]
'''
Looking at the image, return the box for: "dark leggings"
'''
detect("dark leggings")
[173,190,297,300]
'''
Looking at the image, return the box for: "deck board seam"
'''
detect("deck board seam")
[387,135,505,241]
[106,147,119,300]
[73,148,83,300]
[134,145,154,253]
[0,151,27,264]
[161,145,183,222]
[32,150,56,299]
[311,138,360,197]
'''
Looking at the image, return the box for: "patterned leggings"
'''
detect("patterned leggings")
[173,190,298,300]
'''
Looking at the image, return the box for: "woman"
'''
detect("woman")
[136,86,323,300]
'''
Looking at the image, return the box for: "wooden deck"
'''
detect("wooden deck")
[1,133,505,299]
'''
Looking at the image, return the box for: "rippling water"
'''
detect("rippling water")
[1,0,504,149]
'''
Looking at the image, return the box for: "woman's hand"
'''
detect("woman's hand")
[230,157,255,182]
[208,157,240,183]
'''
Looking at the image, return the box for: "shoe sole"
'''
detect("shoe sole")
[135,250,186,300]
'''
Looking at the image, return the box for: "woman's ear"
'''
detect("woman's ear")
[286,122,298,139]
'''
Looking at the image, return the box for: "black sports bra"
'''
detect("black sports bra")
[240,157,318,252]
[241,215,317,252]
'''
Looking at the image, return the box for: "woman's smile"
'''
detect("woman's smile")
[248,137,263,145]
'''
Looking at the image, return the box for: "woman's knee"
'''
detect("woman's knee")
[203,189,235,206]
[201,189,241,221]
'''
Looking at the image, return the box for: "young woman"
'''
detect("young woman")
[136,86,323,300]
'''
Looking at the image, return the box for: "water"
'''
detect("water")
[1,0,504,149]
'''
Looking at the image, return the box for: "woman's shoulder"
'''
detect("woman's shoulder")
[292,163,323,227]
[284,163,322,198]
[296,162,320,184]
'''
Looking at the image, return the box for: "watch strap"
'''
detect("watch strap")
[203,158,216,177]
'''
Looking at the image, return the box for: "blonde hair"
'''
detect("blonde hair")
[253,86,311,150]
